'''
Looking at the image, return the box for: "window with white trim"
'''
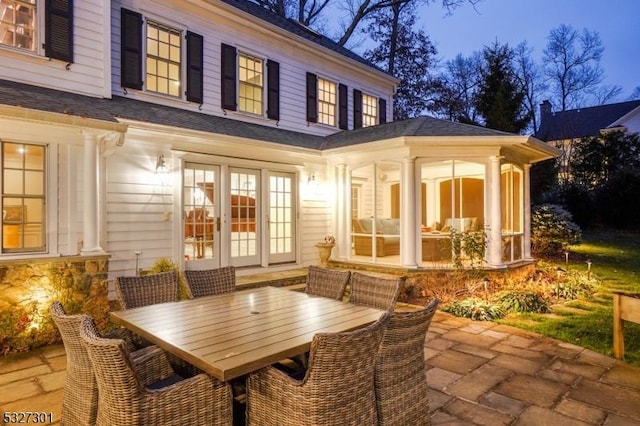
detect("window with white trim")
[0,0,36,51]
[1,141,46,253]
[238,52,263,115]
[362,93,377,127]
[318,77,337,126]
[146,21,181,97]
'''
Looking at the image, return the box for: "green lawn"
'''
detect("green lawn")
[497,230,640,366]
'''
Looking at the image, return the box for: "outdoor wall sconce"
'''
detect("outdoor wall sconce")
[156,154,168,174]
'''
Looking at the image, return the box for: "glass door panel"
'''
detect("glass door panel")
[183,163,219,267]
[230,168,260,266]
[268,172,295,264]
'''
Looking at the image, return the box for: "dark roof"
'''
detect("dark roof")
[0,79,324,149]
[1,79,522,151]
[322,115,513,149]
[536,100,640,141]
[218,0,388,76]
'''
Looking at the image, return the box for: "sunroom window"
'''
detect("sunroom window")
[1,141,46,253]
[0,0,36,51]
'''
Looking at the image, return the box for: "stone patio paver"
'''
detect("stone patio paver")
[494,374,569,408]
[555,399,607,424]
[514,406,591,426]
[569,379,640,420]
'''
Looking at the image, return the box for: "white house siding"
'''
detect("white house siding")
[110,0,395,137]
[0,0,109,98]
[621,109,640,133]
[104,144,175,285]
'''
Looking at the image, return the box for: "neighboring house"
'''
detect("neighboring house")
[536,99,640,179]
[0,0,557,301]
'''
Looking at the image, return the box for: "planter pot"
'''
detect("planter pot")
[315,243,335,266]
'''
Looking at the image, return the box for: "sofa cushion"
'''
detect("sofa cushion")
[377,218,399,235]
[358,218,373,233]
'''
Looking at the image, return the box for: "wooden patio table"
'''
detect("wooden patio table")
[111,286,385,382]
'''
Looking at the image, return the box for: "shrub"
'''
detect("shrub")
[531,204,581,257]
[148,257,190,300]
[551,272,595,300]
[442,297,505,321]
[494,290,551,313]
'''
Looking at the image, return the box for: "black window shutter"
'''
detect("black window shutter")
[306,72,317,123]
[120,8,143,90]
[221,43,237,111]
[338,83,348,130]
[267,60,280,120]
[45,0,73,62]
[378,98,387,124]
[353,89,363,129]
[186,31,204,103]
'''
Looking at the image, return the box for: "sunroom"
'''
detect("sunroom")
[324,116,559,270]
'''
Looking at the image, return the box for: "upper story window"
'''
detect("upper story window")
[362,93,377,128]
[238,52,263,115]
[306,72,348,130]
[221,43,279,120]
[317,77,337,126]
[1,141,46,254]
[0,0,36,51]
[354,89,386,129]
[121,8,203,103]
[0,0,71,61]
[146,21,181,97]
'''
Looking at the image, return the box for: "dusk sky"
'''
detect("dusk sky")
[418,0,640,102]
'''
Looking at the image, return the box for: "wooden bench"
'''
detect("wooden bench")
[613,292,640,359]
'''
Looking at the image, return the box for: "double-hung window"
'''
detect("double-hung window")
[306,73,348,129]
[121,8,204,103]
[354,89,387,129]
[238,52,264,115]
[362,93,377,128]
[0,0,72,61]
[0,0,35,50]
[146,21,181,97]
[1,141,46,254]
[317,78,337,126]
[221,43,279,120]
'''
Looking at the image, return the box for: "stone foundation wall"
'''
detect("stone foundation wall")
[0,255,110,355]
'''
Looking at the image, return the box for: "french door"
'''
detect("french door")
[184,164,296,268]
[183,163,220,267]
[268,171,296,264]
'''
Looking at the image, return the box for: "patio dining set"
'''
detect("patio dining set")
[50,265,439,425]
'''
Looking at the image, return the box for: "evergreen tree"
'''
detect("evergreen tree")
[475,42,531,133]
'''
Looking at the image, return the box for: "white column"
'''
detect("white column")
[81,131,104,254]
[488,156,503,267]
[400,157,417,267]
[336,164,350,260]
[523,163,532,260]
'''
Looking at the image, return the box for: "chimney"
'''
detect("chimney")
[540,100,552,117]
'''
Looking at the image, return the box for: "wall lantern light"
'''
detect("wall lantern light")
[156,154,168,174]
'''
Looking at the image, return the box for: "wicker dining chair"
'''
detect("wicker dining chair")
[246,312,391,426]
[79,316,233,426]
[305,265,351,300]
[374,299,440,426]
[184,266,236,298]
[348,272,404,311]
[50,302,157,426]
[115,271,179,309]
